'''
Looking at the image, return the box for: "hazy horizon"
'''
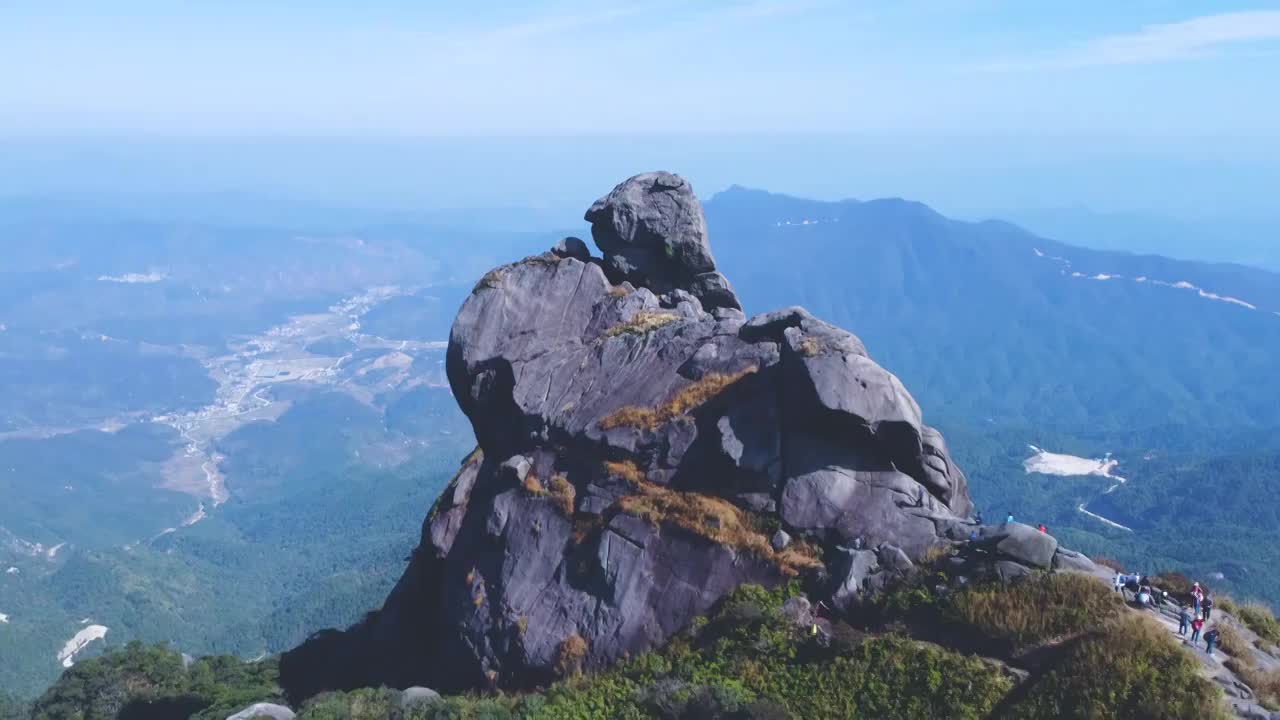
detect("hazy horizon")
[4,2,1280,248]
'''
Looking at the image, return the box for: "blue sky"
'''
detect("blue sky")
[1,2,1279,222]
[4,1,1279,138]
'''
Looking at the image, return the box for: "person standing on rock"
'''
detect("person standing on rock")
[1190,615,1204,643]
[1113,572,1125,594]
[1202,596,1214,621]
[1191,582,1204,614]
[1204,627,1220,657]
[1005,512,1014,524]
[1178,605,1191,636]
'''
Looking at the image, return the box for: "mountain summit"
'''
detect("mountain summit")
[279,172,1098,699]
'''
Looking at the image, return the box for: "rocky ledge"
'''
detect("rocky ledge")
[281,171,1100,699]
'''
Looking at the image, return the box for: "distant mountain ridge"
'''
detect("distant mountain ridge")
[705,185,1280,432]
[1001,206,1280,273]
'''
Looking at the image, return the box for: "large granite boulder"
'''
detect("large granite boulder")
[281,171,979,699]
[225,703,295,720]
[987,523,1058,569]
[585,171,739,311]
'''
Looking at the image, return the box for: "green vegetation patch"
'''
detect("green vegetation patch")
[30,641,282,720]
[1000,616,1225,720]
[1236,602,1280,650]
[947,573,1123,651]
[870,570,1124,657]
[295,583,1011,720]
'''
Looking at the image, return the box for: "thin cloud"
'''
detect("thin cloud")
[974,10,1280,71]
[716,0,834,20]
[483,4,659,42]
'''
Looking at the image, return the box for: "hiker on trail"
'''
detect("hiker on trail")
[1190,615,1204,643]
[1124,577,1141,600]
[1202,596,1214,621]
[1005,512,1014,524]
[1113,572,1125,594]
[1191,582,1204,613]
[1178,606,1191,636]
[1037,523,1047,533]
[975,510,984,525]
[916,487,925,507]
[1136,589,1151,608]
[1204,627,1220,657]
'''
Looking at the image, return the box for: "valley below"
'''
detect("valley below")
[3,189,1280,709]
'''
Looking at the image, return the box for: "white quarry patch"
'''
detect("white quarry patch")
[1024,445,1124,484]
[5,566,17,575]
[58,624,108,668]
[98,271,166,284]
[1088,273,1119,281]
[0,612,9,623]
[1026,446,1134,532]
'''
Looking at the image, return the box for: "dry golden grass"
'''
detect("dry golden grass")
[1091,556,1126,573]
[615,478,820,577]
[1215,622,1251,659]
[1008,614,1227,719]
[474,267,507,291]
[1228,660,1280,710]
[549,474,576,515]
[607,286,629,298]
[599,366,758,431]
[775,540,824,572]
[797,336,824,357]
[603,459,646,485]
[1237,601,1280,650]
[919,544,955,567]
[604,310,679,337]
[556,633,589,677]
[948,572,1122,649]
[522,472,548,496]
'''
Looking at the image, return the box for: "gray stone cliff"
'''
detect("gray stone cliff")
[281,172,1061,698]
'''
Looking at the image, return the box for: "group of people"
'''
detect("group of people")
[1114,574,1222,656]
[992,511,1047,534]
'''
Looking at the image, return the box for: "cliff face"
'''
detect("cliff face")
[281,172,995,698]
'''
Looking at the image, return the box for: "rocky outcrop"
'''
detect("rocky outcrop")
[281,171,984,698]
[585,171,740,311]
[225,703,295,720]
